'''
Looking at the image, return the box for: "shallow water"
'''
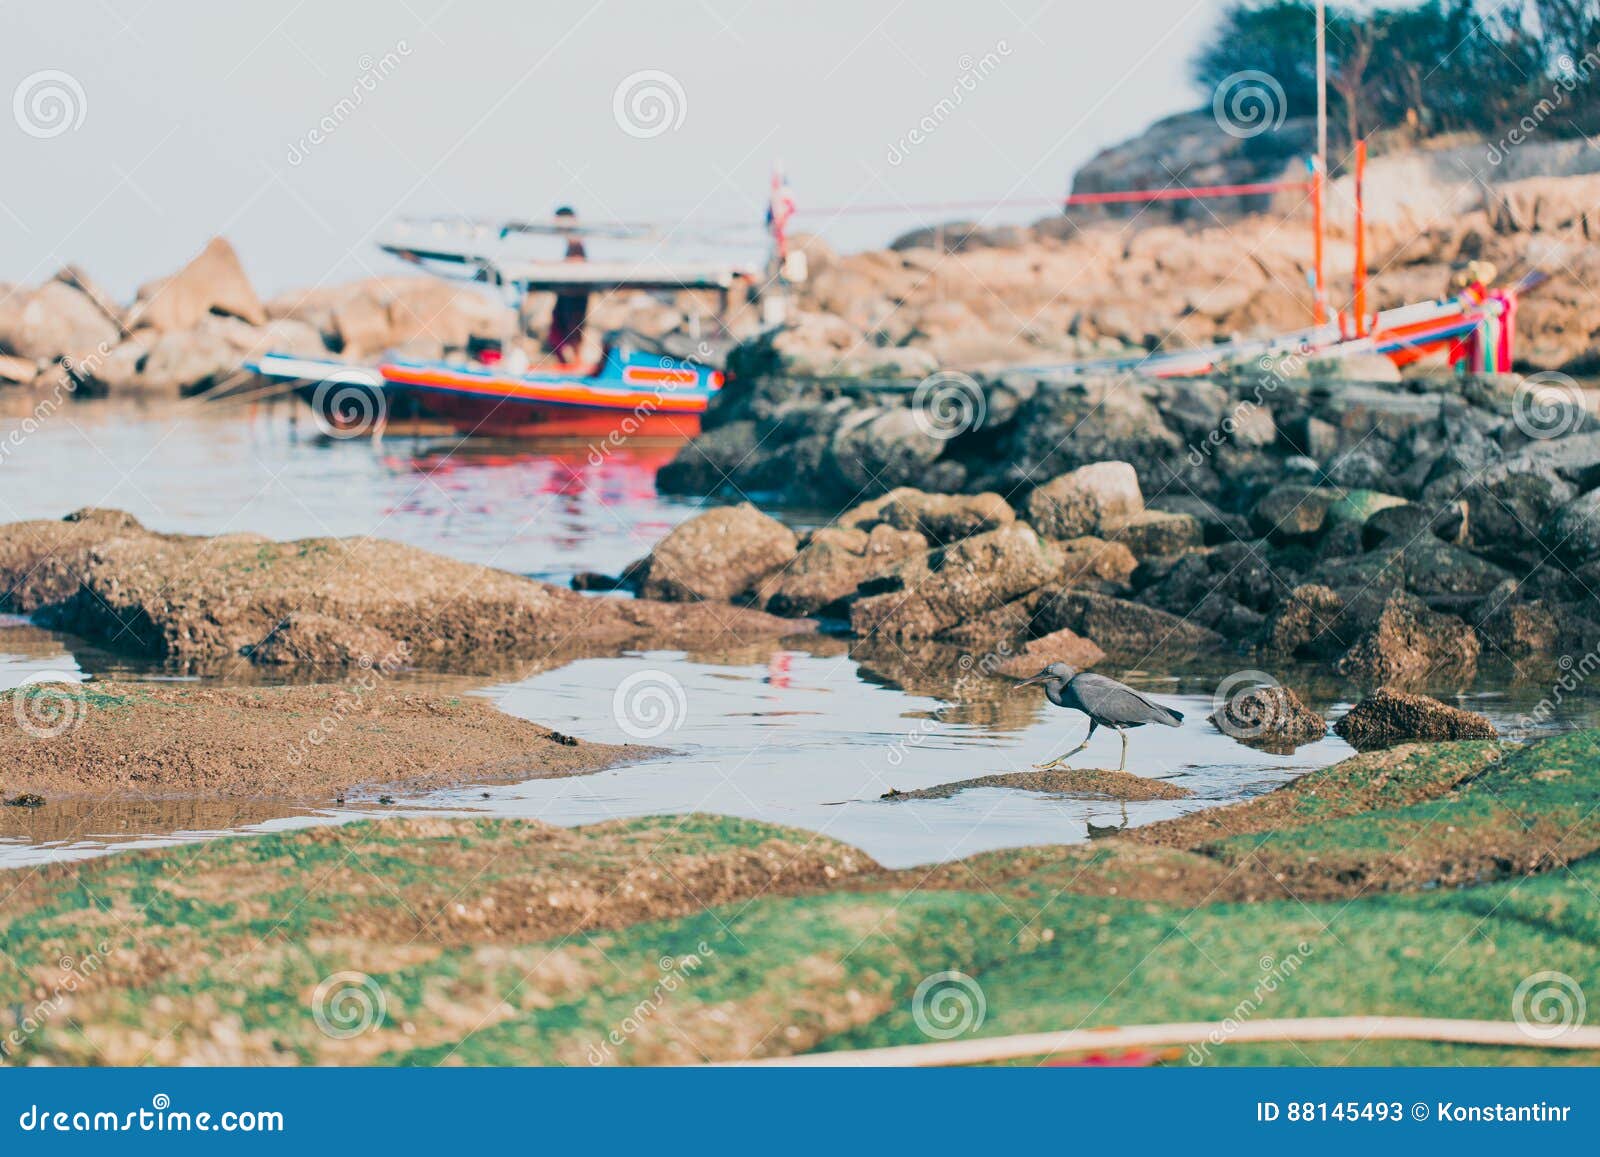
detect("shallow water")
[0,397,703,583]
[2,399,1598,869]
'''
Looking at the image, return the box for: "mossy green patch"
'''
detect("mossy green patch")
[2,734,1597,1066]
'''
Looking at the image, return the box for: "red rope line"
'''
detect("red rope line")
[793,179,1311,218]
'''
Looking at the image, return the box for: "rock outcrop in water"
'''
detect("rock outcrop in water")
[0,679,635,800]
[1334,687,1499,751]
[0,509,808,670]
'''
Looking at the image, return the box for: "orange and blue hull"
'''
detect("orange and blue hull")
[252,348,723,439]
[378,355,719,437]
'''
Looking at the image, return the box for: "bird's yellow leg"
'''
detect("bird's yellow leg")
[1036,722,1096,769]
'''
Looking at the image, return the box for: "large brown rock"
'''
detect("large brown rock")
[1543,489,1600,566]
[1209,684,1326,752]
[1024,461,1142,539]
[0,354,36,386]
[133,316,326,395]
[762,523,926,617]
[995,627,1106,678]
[849,523,1062,640]
[1031,589,1224,657]
[1266,584,1350,659]
[0,510,807,666]
[876,490,1014,543]
[244,612,406,665]
[268,277,510,359]
[1337,595,1480,683]
[0,281,120,363]
[1333,687,1498,751]
[128,238,266,332]
[1251,484,1340,541]
[1055,536,1139,586]
[1104,509,1203,557]
[1470,580,1561,659]
[637,503,799,603]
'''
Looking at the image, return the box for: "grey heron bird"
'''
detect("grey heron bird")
[1014,662,1183,771]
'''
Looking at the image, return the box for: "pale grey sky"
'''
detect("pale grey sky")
[2,0,1219,298]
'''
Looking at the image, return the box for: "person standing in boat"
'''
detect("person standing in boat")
[545,206,590,364]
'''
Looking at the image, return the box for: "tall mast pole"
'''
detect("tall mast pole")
[1316,0,1327,173]
[1312,0,1329,325]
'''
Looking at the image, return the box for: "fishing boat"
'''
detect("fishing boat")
[251,337,723,439]
[246,212,760,439]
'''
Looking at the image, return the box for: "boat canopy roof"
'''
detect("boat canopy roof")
[378,215,758,293]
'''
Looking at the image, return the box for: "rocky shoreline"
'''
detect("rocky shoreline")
[648,362,1600,736]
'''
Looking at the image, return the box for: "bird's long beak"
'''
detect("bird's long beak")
[1013,672,1048,690]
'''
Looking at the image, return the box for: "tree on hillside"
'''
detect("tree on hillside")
[1194,0,1593,149]
[1328,12,1376,145]
[1191,0,1321,119]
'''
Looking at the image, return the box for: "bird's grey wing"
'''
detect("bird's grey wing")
[1067,672,1184,725]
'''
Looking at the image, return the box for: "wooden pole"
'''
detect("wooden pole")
[1316,0,1328,175]
[1352,138,1368,336]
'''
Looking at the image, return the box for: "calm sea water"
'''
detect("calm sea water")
[1,399,1593,868]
